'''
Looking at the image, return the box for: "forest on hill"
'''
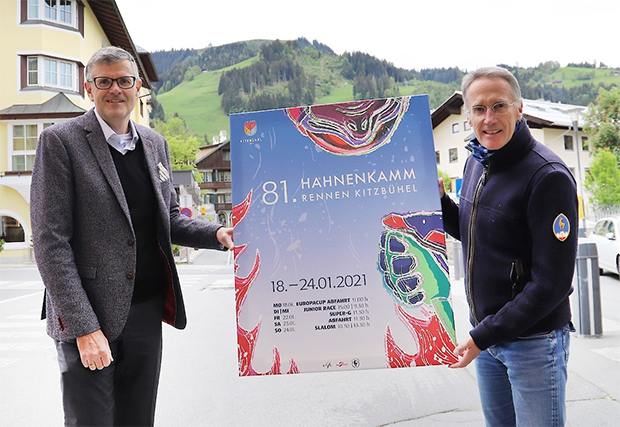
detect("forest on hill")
[149,38,620,139]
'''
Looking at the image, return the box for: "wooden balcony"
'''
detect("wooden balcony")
[200,181,231,190]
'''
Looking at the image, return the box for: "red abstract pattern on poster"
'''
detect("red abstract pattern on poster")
[386,305,458,367]
[234,190,299,375]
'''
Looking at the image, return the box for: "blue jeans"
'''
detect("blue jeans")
[475,325,571,427]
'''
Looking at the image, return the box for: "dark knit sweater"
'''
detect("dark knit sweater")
[109,140,166,304]
[441,118,578,350]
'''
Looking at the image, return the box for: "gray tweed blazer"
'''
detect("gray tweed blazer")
[31,109,223,342]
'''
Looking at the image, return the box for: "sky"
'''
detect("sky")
[115,0,618,72]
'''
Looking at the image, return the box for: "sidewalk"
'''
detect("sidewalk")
[397,276,620,426]
[397,329,620,426]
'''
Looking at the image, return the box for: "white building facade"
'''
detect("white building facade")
[432,92,591,208]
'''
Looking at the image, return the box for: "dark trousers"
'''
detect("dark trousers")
[55,296,165,426]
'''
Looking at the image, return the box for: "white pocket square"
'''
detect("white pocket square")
[158,162,170,182]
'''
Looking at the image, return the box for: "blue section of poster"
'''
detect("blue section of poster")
[231,97,457,376]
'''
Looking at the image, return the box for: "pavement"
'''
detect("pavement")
[1,249,619,426]
[395,272,620,427]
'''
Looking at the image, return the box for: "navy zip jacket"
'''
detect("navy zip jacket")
[441,118,578,350]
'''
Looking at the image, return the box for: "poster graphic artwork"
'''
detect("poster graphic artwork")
[231,96,458,376]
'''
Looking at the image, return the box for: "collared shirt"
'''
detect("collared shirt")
[93,109,139,155]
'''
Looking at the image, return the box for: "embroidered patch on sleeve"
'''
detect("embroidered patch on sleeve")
[553,213,570,241]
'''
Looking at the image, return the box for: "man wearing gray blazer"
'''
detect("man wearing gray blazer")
[30,46,234,426]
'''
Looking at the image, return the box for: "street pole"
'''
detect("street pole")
[568,109,587,237]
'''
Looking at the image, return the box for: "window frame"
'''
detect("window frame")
[219,171,232,182]
[26,0,77,28]
[27,55,78,91]
[449,147,459,164]
[21,54,84,95]
[21,0,85,36]
[0,212,29,250]
[563,134,574,151]
[594,220,609,236]
[8,121,56,172]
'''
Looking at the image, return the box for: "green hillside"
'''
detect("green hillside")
[154,40,619,140]
[550,66,620,88]
[158,67,355,138]
[156,57,456,137]
[157,68,457,138]
[157,58,256,141]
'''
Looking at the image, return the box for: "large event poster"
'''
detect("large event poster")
[230,96,458,376]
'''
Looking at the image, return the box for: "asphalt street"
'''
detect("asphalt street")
[0,249,618,426]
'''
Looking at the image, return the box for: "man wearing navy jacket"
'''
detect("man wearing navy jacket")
[31,46,233,426]
[440,67,578,426]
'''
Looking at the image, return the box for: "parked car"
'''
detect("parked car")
[588,216,620,276]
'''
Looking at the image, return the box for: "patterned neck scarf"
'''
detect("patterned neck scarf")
[467,121,521,166]
[467,139,494,166]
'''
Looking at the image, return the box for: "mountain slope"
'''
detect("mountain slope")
[154,40,619,140]
[157,58,258,141]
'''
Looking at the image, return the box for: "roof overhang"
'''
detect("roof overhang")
[87,0,159,88]
[196,140,230,164]
[0,92,86,120]
[431,92,463,128]
[523,114,555,129]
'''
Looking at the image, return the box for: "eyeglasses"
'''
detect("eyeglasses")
[89,76,137,90]
[468,100,519,117]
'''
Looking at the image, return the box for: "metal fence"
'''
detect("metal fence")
[586,205,620,223]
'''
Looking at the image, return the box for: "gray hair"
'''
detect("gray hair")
[85,46,140,81]
[462,66,521,108]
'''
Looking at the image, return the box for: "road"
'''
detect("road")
[0,251,618,426]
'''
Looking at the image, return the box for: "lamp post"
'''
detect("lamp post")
[566,108,586,237]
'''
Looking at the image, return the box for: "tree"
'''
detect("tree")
[437,169,452,193]
[166,135,201,170]
[184,65,201,82]
[155,117,201,170]
[149,94,165,122]
[584,86,620,164]
[585,148,620,208]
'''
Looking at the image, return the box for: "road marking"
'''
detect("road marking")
[0,358,19,368]
[0,322,45,328]
[0,291,43,305]
[3,281,44,289]
[200,279,234,291]
[0,331,44,339]
[0,343,52,352]
[7,314,39,320]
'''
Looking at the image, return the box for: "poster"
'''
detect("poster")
[231,96,458,376]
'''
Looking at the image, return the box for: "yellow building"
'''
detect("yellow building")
[0,0,157,263]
